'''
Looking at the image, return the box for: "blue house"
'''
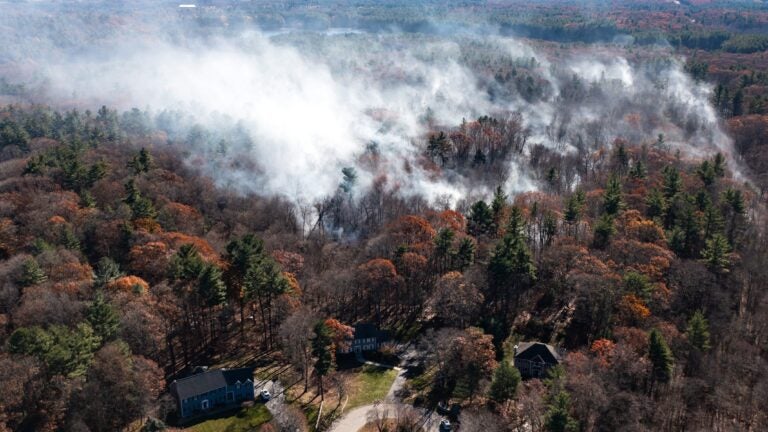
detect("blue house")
[339,323,387,354]
[170,367,255,418]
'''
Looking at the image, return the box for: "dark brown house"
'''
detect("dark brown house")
[513,342,561,378]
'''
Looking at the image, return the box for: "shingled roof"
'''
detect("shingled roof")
[515,342,561,363]
[353,323,381,339]
[170,367,254,401]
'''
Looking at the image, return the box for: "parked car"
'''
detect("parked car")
[437,402,460,417]
[260,389,271,402]
[439,419,452,432]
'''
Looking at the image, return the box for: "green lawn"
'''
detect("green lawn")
[188,404,272,432]
[346,365,398,409]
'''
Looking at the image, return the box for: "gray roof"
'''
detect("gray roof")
[353,323,381,340]
[515,342,561,362]
[170,367,254,401]
[222,367,254,386]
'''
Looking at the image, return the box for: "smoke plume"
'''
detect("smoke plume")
[0,3,734,206]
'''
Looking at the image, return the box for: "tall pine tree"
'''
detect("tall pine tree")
[312,321,334,400]
[18,258,47,287]
[602,175,624,216]
[489,360,521,403]
[687,311,711,352]
[86,291,120,343]
[649,329,674,383]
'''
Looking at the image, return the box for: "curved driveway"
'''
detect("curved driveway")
[328,364,440,432]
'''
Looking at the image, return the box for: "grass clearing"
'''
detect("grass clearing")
[346,364,398,409]
[187,404,272,432]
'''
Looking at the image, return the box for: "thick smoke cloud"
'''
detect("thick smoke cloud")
[0,3,734,206]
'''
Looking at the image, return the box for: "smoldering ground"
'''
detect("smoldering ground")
[0,2,736,209]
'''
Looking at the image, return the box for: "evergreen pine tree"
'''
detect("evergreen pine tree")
[546,167,560,191]
[563,193,584,237]
[645,188,667,220]
[662,166,682,200]
[543,211,558,245]
[722,188,746,216]
[687,311,711,352]
[312,321,334,400]
[629,160,647,179]
[702,206,724,241]
[18,258,47,287]
[489,360,521,402]
[468,200,494,236]
[198,265,227,307]
[544,391,579,432]
[60,226,80,250]
[667,198,704,258]
[23,154,46,176]
[455,238,476,271]
[592,214,615,249]
[713,153,726,177]
[488,222,536,315]
[86,161,108,186]
[86,291,120,342]
[697,160,716,187]
[123,179,141,206]
[506,206,525,240]
[613,142,629,174]
[31,238,53,255]
[491,185,508,234]
[472,148,486,165]
[169,244,205,281]
[623,271,653,301]
[732,88,744,116]
[602,175,623,216]
[94,257,123,287]
[649,329,674,383]
[0,119,30,152]
[127,147,154,174]
[79,190,97,208]
[427,131,450,166]
[702,233,731,273]
[434,228,455,272]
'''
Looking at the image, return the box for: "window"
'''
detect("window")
[201,399,209,410]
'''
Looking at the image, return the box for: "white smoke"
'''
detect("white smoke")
[0,6,737,206]
[35,30,506,204]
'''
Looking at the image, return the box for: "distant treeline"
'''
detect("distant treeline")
[233,7,768,53]
[0,77,25,96]
[206,0,768,52]
[496,21,621,44]
[633,30,768,53]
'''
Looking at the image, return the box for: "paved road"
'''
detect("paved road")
[329,403,440,432]
[329,356,442,432]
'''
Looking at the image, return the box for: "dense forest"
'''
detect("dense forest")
[0,100,765,431]
[1,1,768,432]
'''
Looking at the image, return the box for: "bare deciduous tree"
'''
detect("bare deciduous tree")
[279,307,318,392]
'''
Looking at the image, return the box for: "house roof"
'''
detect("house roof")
[170,367,254,401]
[515,342,561,363]
[353,323,381,339]
[222,367,254,386]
